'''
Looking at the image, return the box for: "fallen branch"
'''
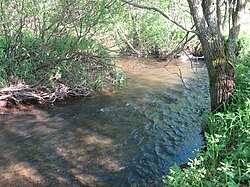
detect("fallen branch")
[0,83,91,107]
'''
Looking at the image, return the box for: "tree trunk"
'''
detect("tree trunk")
[197,30,236,112]
[201,36,236,112]
[187,0,246,112]
[207,55,236,112]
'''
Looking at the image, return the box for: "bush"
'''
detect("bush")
[0,0,126,91]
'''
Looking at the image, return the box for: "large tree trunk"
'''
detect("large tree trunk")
[187,0,247,112]
[205,50,236,112]
[198,30,236,112]
[201,36,236,112]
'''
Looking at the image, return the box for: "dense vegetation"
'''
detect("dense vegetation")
[112,0,194,58]
[0,0,125,93]
[164,55,250,186]
[0,0,196,105]
[0,0,190,89]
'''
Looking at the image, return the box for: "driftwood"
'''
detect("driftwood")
[0,83,90,107]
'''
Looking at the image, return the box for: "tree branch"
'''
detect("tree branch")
[172,25,196,54]
[122,0,196,33]
[228,0,247,59]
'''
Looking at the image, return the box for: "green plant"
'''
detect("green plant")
[112,0,191,57]
[0,0,125,91]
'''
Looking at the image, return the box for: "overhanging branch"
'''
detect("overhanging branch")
[122,0,196,33]
[172,25,196,54]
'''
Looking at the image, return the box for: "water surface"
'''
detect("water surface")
[0,57,209,186]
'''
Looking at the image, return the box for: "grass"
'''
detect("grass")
[163,54,250,186]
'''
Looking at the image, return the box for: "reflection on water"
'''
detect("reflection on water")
[0,57,210,186]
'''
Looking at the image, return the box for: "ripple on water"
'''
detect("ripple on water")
[0,59,209,186]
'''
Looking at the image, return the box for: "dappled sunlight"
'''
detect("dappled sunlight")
[0,105,53,123]
[55,131,122,185]
[83,134,114,147]
[70,170,97,187]
[0,162,44,186]
[0,105,124,186]
[0,106,65,137]
[97,157,122,171]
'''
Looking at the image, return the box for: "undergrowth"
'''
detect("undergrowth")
[163,56,250,186]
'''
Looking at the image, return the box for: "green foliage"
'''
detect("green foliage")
[0,0,126,91]
[0,0,194,89]
[163,57,250,186]
[112,0,191,57]
[237,33,250,57]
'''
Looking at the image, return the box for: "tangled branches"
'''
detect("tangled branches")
[0,83,91,107]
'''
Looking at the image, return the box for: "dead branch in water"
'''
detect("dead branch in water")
[0,83,90,107]
[0,51,116,107]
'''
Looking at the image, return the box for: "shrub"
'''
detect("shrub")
[0,0,126,91]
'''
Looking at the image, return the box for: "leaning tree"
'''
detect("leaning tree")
[122,0,247,112]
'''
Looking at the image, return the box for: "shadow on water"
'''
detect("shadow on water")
[0,108,125,186]
[0,57,210,186]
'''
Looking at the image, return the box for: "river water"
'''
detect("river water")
[0,57,209,186]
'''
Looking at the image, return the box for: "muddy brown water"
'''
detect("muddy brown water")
[0,57,209,186]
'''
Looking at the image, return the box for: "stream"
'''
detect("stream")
[0,57,210,186]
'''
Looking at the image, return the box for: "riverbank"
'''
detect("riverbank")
[0,53,126,108]
[0,55,200,108]
[164,57,250,186]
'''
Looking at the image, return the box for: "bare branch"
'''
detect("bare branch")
[172,26,196,54]
[116,25,142,56]
[164,63,190,90]
[160,25,196,62]
[222,0,228,29]
[121,0,195,33]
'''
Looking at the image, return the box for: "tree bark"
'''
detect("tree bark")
[187,0,247,112]
[228,0,247,59]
